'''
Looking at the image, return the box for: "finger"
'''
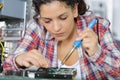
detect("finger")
[39,58,49,68]
[30,49,49,68]
[30,50,44,66]
[77,29,82,35]
[77,28,94,40]
[40,59,50,68]
[85,28,98,38]
[23,55,40,67]
[82,37,91,43]
[84,29,93,37]
[29,52,40,65]
[30,49,44,61]
[82,42,90,50]
[76,32,87,40]
[22,60,32,68]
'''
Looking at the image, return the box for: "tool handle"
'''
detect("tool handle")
[74,18,97,48]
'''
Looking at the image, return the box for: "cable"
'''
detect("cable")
[0,40,4,62]
[96,18,100,44]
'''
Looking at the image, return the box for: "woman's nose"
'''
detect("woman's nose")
[53,21,61,32]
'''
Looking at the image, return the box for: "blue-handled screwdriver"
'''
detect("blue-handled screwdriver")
[57,18,97,71]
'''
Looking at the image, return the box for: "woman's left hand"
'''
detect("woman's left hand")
[76,28,99,56]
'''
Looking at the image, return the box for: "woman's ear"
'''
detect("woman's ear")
[39,18,44,26]
[73,3,78,18]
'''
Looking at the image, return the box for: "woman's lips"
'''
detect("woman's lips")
[54,33,64,37]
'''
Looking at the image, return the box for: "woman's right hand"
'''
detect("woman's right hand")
[15,49,49,68]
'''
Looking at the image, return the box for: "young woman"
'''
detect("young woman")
[3,0,120,79]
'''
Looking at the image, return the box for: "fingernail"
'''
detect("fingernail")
[75,38,79,40]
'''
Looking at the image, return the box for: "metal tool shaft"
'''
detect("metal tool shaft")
[61,46,76,65]
[57,46,76,71]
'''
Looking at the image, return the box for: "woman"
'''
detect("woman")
[3,0,120,79]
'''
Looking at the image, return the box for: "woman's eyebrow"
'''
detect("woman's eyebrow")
[40,17,51,20]
[58,12,67,17]
[40,12,67,20]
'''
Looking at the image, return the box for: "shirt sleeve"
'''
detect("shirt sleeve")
[3,19,43,72]
[86,18,120,79]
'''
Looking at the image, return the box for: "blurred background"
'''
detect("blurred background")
[0,0,120,67]
[85,0,120,41]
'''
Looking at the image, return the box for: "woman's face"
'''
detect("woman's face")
[39,1,78,41]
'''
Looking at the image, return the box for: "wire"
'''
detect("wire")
[0,40,4,62]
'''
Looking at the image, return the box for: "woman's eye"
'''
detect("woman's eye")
[60,17,67,20]
[44,20,50,23]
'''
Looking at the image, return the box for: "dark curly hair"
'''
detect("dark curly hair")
[32,0,88,16]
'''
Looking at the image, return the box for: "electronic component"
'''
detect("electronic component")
[35,68,77,79]
[5,68,77,80]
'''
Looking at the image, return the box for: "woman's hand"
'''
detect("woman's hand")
[15,49,49,68]
[77,28,99,56]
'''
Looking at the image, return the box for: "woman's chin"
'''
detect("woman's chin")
[55,37,67,41]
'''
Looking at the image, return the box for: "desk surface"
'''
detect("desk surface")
[0,76,71,80]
